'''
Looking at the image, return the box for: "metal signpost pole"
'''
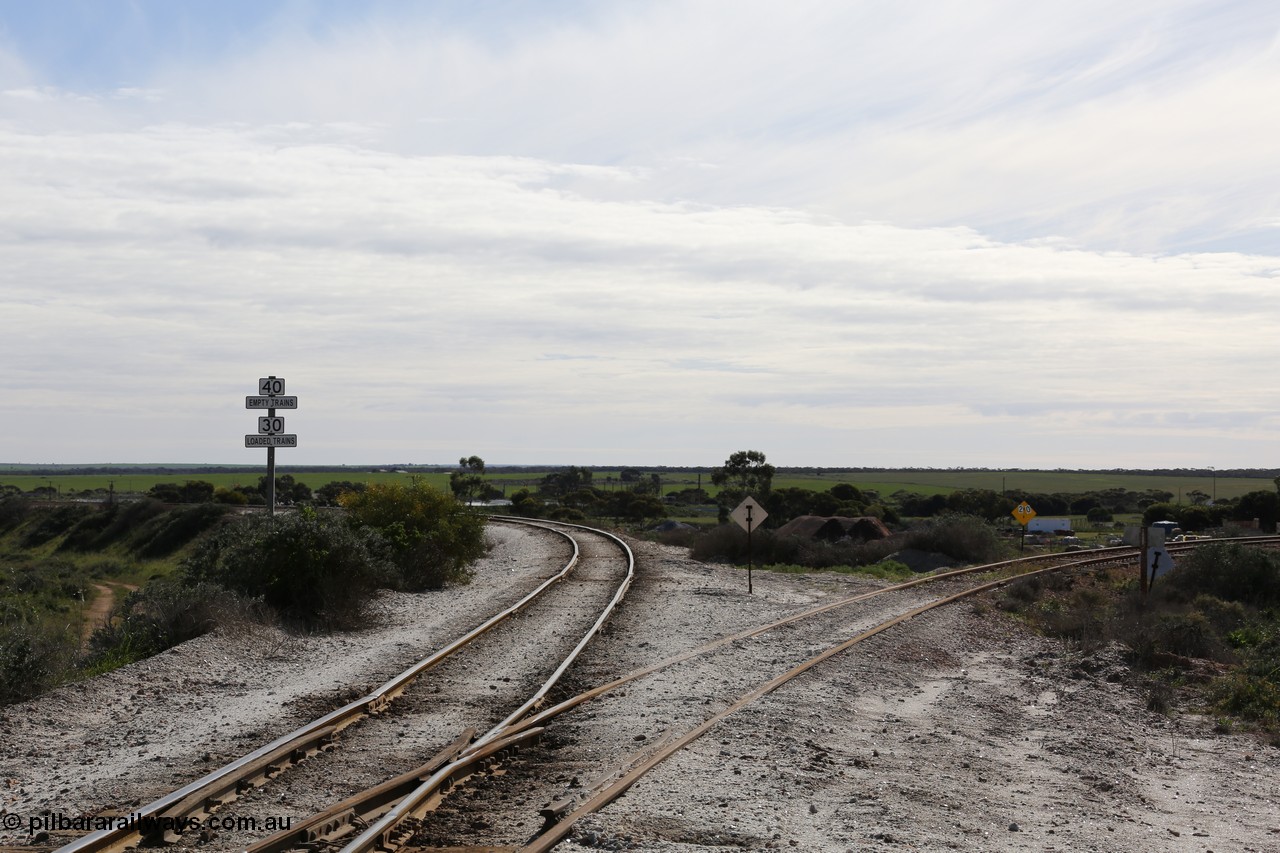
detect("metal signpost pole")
[729,497,767,596]
[245,376,298,520]
[266,376,277,518]
[1139,526,1149,596]
[266,439,276,519]
[1011,501,1036,553]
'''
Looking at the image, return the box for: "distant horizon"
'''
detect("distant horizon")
[2,461,1276,475]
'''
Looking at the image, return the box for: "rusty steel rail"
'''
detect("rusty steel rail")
[332,518,636,853]
[242,726,546,853]
[242,534,1273,853]
[53,518,588,853]
[245,728,477,853]
[299,545,1114,853]
[518,540,1263,851]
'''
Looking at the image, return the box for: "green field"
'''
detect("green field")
[0,466,1270,502]
[768,470,1268,502]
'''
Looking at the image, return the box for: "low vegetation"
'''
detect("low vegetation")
[996,542,1280,742]
[0,481,489,706]
[341,481,487,590]
[181,509,394,629]
[675,513,1005,575]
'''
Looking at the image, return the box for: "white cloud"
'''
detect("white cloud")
[1,2,1277,465]
[0,119,1277,465]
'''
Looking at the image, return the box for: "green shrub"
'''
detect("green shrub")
[508,489,545,518]
[1153,611,1219,659]
[83,580,244,673]
[0,496,31,533]
[902,514,1004,564]
[341,482,487,590]
[182,510,394,628]
[1214,672,1280,726]
[689,524,799,565]
[0,621,76,706]
[689,518,981,572]
[1004,575,1043,604]
[1191,594,1248,635]
[1164,543,1280,607]
[1212,623,1280,727]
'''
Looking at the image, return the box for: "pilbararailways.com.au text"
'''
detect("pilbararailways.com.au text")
[11,812,294,835]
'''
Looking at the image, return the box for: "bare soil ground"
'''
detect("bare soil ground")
[2,527,1277,852]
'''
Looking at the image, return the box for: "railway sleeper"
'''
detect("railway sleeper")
[303,808,358,844]
[149,726,341,844]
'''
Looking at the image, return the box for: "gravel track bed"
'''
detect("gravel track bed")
[404,540,1279,853]
[0,523,568,847]
[3,532,1277,853]
[174,522,633,851]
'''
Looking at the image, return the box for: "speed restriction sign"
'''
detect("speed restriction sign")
[1011,501,1037,526]
[258,416,286,435]
[259,377,286,396]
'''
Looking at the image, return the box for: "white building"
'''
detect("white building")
[1027,517,1072,533]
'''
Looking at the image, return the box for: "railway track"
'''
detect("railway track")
[40,531,1276,853]
[241,536,1275,853]
[49,518,634,853]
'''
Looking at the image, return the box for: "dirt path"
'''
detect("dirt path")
[79,582,136,646]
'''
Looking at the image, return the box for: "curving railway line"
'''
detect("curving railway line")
[47,518,634,853]
[347,537,1275,852]
[27,528,1278,853]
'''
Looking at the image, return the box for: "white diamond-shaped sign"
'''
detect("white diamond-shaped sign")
[730,496,767,532]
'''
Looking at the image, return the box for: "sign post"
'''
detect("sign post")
[730,496,768,594]
[1011,501,1036,552]
[1140,525,1171,593]
[244,376,298,518]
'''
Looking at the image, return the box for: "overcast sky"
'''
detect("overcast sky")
[1,1,1277,468]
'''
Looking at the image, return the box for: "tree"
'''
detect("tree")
[1178,505,1212,531]
[604,491,667,523]
[829,483,863,503]
[315,480,367,507]
[1069,496,1100,514]
[630,473,662,496]
[1186,489,1211,506]
[255,474,311,505]
[213,487,248,506]
[1143,502,1181,526]
[539,466,593,498]
[148,480,214,504]
[450,455,488,504]
[1085,506,1113,524]
[509,489,545,518]
[1234,490,1279,531]
[668,487,711,505]
[711,450,775,499]
[945,488,1014,521]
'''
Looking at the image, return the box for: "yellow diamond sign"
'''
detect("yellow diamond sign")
[1011,501,1037,526]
